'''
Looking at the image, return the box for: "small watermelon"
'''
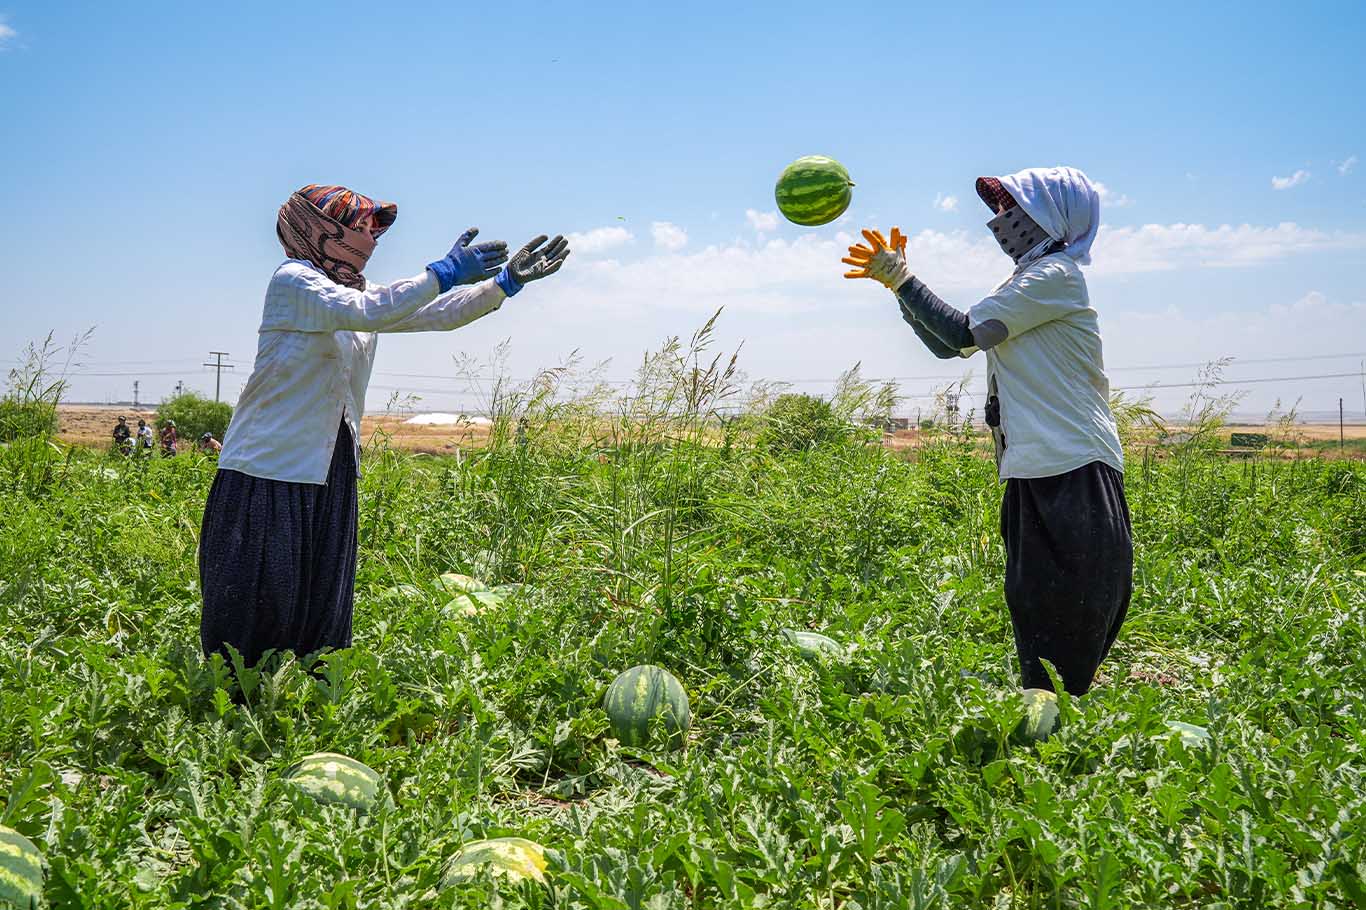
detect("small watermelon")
[441,837,549,888]
[284,752,383,811]
[780,628,846,662]
[379,583,422,600]
[1165,720,1210,748]
[603,665,690,750]
[775,155,855,226]
[0,826,43,910]
[1012,688,1059,744]
[438,573,488,594]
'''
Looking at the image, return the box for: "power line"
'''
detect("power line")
[1113,370,1362,391]
[368,350,1366,387]
[202,352,235,403]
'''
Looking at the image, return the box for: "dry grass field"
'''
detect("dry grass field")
[56,404,1366,456]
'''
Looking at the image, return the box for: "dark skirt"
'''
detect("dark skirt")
[199,422,359,668]
[1001,460,1132,695]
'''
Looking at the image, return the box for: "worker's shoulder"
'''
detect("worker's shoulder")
[269,259,331,293]
[1012,253,1087,299]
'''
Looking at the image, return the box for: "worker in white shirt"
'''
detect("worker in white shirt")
[200,184,570,669]
[843,167,1129,697]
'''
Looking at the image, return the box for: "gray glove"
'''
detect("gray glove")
[495,235,571,296]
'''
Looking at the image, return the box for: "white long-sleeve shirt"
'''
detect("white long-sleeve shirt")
[219,259,505,484]
[967,254,1123,480]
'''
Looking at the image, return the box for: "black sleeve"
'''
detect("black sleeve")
[898,300,963,360]
[895,277,975,352]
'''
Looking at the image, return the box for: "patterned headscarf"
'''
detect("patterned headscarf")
[276,184,398,290]
[975,176,1017,213]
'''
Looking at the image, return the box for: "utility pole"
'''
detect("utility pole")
[133,380,140,408]
[203,352,234,403]
[175,380,184,397]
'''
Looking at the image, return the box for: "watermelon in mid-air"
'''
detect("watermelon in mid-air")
[775,155,855,226]
[603,665,691,750]
[284,752,383,811]
[0,825,44,910]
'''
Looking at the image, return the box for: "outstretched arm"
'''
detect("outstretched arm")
[844,227,1008,357]
[896,277,1009,356]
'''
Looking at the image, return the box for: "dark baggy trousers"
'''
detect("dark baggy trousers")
[199,422,359,668]
[1001,460,1132,695]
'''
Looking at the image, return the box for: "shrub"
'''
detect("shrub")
[757,393,848,453]
[0,398,58,441]
[156,391,233,442]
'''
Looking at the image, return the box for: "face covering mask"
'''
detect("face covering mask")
[987,206,1052,262]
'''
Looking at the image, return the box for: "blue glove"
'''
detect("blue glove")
[427,228,510,292]
[494,234,571,297]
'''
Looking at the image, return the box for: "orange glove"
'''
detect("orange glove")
[842,227,912,290]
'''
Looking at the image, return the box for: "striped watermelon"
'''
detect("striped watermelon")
[774,156,855,226]
[1013,689,1059,744]
[284,752,383,811]
[780,628,846,662]
[603,665,690,750]
[441,837,549,887]
[438,573,486,594]
[1165,720,1210,748]
[0,826,43,910]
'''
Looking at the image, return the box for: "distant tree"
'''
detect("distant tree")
[156,391,233,442]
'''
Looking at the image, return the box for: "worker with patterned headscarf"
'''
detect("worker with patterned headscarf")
[200,184,571,670]
[843,167,1129,697]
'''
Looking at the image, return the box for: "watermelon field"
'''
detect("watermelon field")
[2,362,1365,908]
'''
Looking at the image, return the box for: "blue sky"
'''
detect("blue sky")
[3,1,1365,417]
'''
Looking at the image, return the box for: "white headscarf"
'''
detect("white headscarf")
[997,167,1101,266]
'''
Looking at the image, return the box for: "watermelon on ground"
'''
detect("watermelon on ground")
[780,628,846,662]
[438,573,488,594]
[1013,688,1059,744]
[603,665,691,750]
[441,837,548,887]
[0,826,43,910]
[283,752,383,811]
[1165,720,1210,747]
[775,156,855,227]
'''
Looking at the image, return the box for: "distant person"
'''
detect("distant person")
[160,420,178,457]
[199,432,222,455]
[136,419,154,456]
[199,183,571,669]
[112,416,132,456]
[843,167,1129,697]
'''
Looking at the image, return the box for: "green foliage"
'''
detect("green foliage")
[0,399,57,442]
[757,393,848,453]
[1,330,1365,905]
[155,391,233,441]
[1,331,86,443]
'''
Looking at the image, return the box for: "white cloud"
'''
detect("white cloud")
[1090,222,1366,274]
[546,220,1366,319]
[1093,181,1134,207]
[1271,170,1311,190]
[0,19,15,48]
[933,193,959,213]
[651,221,688,251]
[566,226,634,255]
[1337,155,1358,176]
[745,209,779,233]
